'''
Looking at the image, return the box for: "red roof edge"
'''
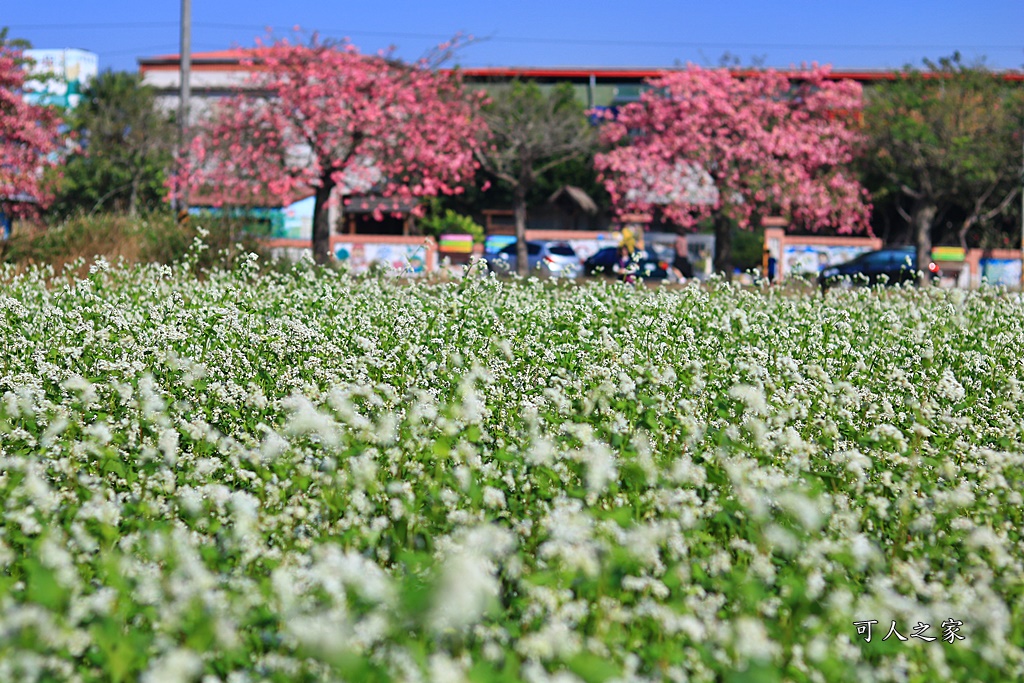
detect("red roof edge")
[138,53,1024,82]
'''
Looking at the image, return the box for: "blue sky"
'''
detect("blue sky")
[6,0,1024,73]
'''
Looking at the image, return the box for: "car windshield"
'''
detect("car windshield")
[861,252,892,266]
[499,242,542,256]
[548,244,576,256]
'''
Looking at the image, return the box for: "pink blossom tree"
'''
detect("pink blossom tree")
[171,36,487,264]
[1,36,63,217]
[594,65,871,274]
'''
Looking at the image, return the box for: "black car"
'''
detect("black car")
[818,246,940,290]
[583,247,671,280]
[582,246,620,276]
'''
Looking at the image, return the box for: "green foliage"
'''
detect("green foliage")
[476,80,601,273]
[862,53,1024,248]
[0,26,32,54]
[531,153,611,213]
[47,71,175,220]
[478,80,597,192]
[445,152,610,218]
[418,198,485,242]
[731,227,765,271]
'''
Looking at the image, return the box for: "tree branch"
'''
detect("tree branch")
[895,201,912,224]
[474,150,517,186]
[534,148,589,178]
[900,184,924,200]
[978,186,1019,223]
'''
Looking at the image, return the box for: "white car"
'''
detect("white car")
[488,241,581,278]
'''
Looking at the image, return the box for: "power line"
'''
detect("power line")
[9,22,177,30]
[13,21,1023,51]
[92,43,226,57]
[95,44,183,57]
[486,38,1024,52]
[192,24,1024,53]
[11,21,1022,55]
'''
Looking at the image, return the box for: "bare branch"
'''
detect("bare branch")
[895,201,912,224]
[900,184,924,200]
[979,186,1020,223]
[534,149,589,178]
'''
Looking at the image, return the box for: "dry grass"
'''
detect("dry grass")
[1,212,271,280]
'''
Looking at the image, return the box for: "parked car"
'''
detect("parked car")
[488,241,581,278]
[583,246,672,281]
[581,246,620,276]
[818,246,940,290]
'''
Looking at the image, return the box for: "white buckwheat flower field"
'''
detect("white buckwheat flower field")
[1,259,1023,682]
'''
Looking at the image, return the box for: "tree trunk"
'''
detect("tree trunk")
[221,212,233,270]
[513,185,528,276]
[957,218,973,252]
[312,176,335,266]
[713,215,733,280]
[913,202,937,287]
[128,174,141,217]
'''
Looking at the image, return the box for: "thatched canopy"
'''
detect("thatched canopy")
[548,185,598,214]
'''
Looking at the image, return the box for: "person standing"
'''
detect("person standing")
[695,246,713,280]
[672,234,694,282]
[616,226,642,284]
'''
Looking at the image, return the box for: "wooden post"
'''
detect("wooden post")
[177,0,191,212]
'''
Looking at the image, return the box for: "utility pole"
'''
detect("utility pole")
[178,0,192,215]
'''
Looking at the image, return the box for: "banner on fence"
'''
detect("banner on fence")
[333,242,428,273]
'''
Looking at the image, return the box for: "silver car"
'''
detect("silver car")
[489,241,581,278]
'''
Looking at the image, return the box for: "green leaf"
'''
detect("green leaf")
[725,663,783,683]
[566,653,622,683]
[25,560,67,611]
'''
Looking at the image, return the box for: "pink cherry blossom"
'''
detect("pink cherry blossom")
[169,35,488,263]
[0,44,64,215]
[594,65,871,235]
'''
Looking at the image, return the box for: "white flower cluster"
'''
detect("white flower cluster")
[0,262,1022,681]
